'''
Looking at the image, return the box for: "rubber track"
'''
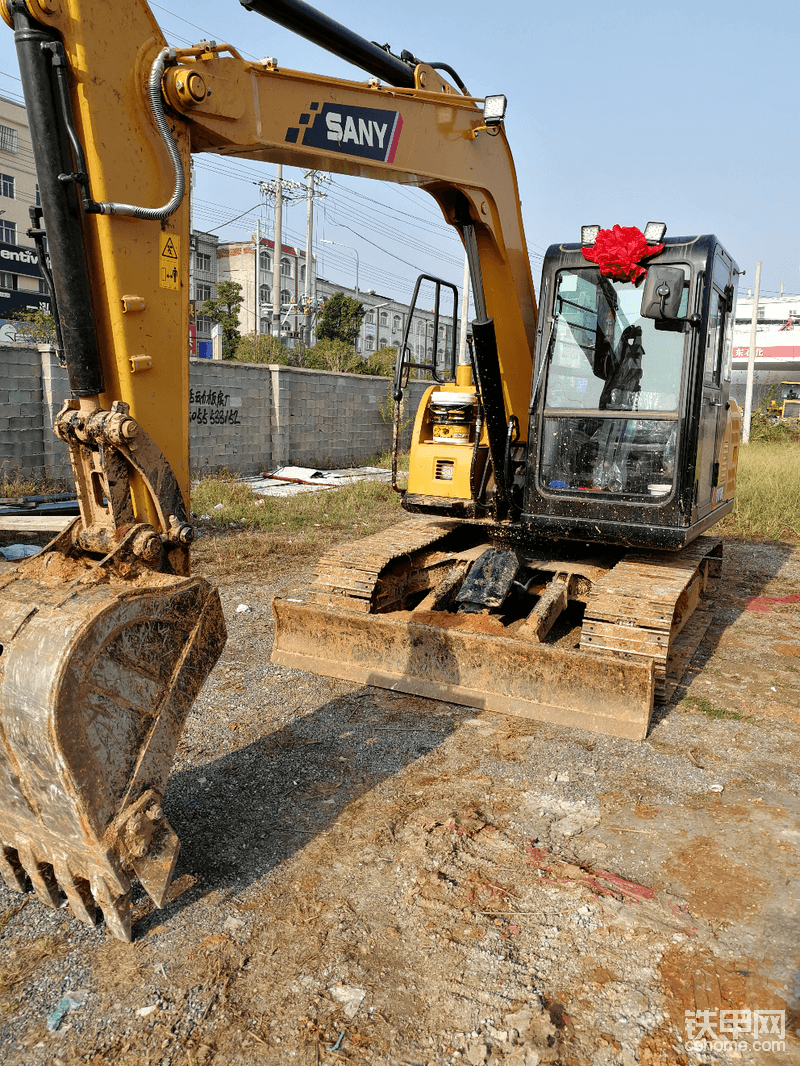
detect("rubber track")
[579,535,722,700]
[307,518,461,612]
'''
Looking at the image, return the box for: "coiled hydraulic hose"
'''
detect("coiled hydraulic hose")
[88,48,184,219]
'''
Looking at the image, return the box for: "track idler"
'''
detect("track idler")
[0,523,225,940]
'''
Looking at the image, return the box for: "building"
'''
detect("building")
[190,229,219,358]
[217,237,316,340]
[0,93,51,337]
[315,278,457,368]
[218,237,457,362]
[730,291,800,407]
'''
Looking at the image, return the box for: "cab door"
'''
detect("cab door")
[694,270,731,519]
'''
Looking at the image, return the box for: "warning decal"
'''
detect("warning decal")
[159,232,180,289]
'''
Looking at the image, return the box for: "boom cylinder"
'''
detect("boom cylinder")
[239,0,417,88]
[11,5,104,398]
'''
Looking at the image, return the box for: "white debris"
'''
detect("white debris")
[328,983,366,1018]
[235,603,252,613]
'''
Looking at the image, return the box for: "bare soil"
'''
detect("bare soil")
[1,535,799,1066]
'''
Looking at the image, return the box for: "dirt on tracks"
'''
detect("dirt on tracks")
[1,537,799,1066]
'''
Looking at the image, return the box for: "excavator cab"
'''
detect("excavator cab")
[522,234,740,549]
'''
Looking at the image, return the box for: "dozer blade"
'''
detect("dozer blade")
[272,599,654,740]
[0,548,225,941]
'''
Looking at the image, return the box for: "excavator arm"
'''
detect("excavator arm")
[0,0,537,939]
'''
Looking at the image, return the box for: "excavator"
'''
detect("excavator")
[0,0,739,941]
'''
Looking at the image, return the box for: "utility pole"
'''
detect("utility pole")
[271,165,283,339]
[302,170,328,346]
[259,168,304,342]
[255,217,261,339]
[742,260,762,444]
[304,173,313,344]
[458,248,470,368]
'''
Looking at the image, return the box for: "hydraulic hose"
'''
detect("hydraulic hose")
[88,49,184,219]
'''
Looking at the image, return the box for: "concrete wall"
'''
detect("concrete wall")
[1,345,428,480]
[189,358,428,475]
[0,344,70,481]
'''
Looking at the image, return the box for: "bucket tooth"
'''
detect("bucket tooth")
[52,860,99,927]
[0,845,27,892]
[91,875,133,942]
[16,843,60,909]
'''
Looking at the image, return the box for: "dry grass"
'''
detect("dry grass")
[191,474,406,579]
[0,935,65,997]
[0,467,72,499]
[717,440,800,542]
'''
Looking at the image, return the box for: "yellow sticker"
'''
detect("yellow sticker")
[159,232,180,289]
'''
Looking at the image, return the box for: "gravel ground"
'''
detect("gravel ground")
[1,536,799,1066]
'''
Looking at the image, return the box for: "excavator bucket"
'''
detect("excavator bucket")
[0,523,225,940]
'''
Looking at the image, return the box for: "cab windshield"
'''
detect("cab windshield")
[539,268,688,499]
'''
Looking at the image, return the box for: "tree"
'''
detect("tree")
[316,292,364,346]
[233,332,290,365]
[305,338,363,373]
[200,280,244,359]
[362,345,397,377]
[11,308,58,345]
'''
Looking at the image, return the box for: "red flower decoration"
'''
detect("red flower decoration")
[582,224,664,284]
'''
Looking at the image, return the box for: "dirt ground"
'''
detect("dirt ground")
[1,533,799,1066]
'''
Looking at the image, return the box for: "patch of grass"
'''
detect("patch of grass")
[362,448,410,472]
[0,467,72,499]
[0,936,64,996]
[191,474,407,579]
[681,695,750,721]
[0,899,27,934]
[717,440,800,542]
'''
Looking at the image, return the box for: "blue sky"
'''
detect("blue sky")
[0,0,795,305]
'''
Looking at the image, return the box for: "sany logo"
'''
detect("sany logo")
[325,112,391,151]
[285,102,403,164]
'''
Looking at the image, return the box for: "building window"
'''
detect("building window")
[393,315,402,332]
[260,250,270,270]
[379,336,388,348]
[38,278,48,294]
[756,306,765,320]
[0,270,16,289]
[35,183,40,206]
[195,282,213,302]
[416,320,424,335]
[365,311,374,324]
[1,173,14,198]
[0,125,18,154]
[280,288,291,305]
[280,257,291,277]
[0,220,16,244]
[366,336,374,351]
[196,314,213,335]
[379,311,388,326]
[195,250,212,272]
[300,264,306,283]
[260,284,270,303]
